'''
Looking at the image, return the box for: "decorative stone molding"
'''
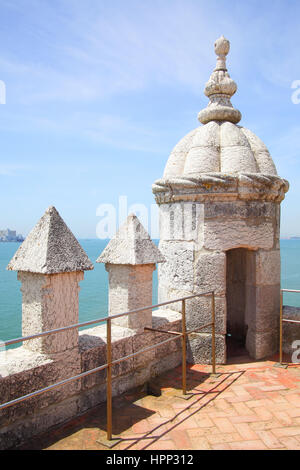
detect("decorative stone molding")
[153,173,289,204]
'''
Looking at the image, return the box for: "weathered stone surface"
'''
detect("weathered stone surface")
[7,206,93,274]
[19,271,83,354]
[160,120,281,179]
[0,308,186,449]
[0,348,81,429]
[274,204,281,250]
[152,308,182,326]
[131,331,156,370]
[97,213,165,265]
[163,129,198,179]
[106,264,155,330]
[203,218,274,251]
[184,121,220,174]
[204,201,276,220]
[241,127,278,175]
[153,174,289,205]
[255,250,281,286]
[187,333,226,364]
[150,351,182,377]
[245,284,280,332]
[158,241,194,292]
[221,126,258,174]
[99,214,163,331]
[159,202,204,244]
[194,251,226,296]
[159,289,226,334]
[187,295,226,334]
[0,394,82,450]
[0,346,51,378]
[246,329,278,360]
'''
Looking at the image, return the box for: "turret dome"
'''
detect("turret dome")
[163,35,276,179]
[153,36,289,204]
[163,121,277,179]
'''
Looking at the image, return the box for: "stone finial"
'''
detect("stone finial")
[214,35,230,70]
[7,206,93,274]
[97,214,164,331]
[97,213,165,265]
[198,35,242,125]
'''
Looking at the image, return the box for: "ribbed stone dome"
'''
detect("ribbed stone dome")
[163,35,277,179]
[153,36,289,204]
[163,121,277,179]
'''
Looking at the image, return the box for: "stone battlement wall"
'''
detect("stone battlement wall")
[0,309,183,450]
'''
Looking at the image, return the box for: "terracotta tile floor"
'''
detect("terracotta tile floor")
[20,355,300,450]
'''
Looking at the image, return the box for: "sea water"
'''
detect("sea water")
[0,239,299,346]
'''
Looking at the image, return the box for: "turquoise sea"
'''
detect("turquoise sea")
[0,239,299,347]
[0,240,158,347]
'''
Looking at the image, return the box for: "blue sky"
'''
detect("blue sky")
[0,0,300,238]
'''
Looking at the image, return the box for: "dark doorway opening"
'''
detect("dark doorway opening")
[226,248,255,359]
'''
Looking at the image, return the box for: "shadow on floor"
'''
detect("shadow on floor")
[19,365,246,450]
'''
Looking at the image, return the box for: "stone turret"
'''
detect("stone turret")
[97,214,165,331]
[7,206,93,355]
[153,36,289,362]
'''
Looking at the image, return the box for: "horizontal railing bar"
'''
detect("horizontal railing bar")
[282,319,300,324]
[144,327,182,336]
[0,362,108,411]
[2,291,213,347]
[281,289,300,293]
[3,318,107,347]
[186,322,214,335]
[0,335,183,411]
[106,335,182,367]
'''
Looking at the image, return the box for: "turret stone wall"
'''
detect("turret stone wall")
[153,36,289,362]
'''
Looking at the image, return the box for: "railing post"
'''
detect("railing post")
[211,292,216,375]
[279,290,283,365]
[106,318,113,441]
[181,299,187,395]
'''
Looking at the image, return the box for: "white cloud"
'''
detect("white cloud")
[0,0,226,104]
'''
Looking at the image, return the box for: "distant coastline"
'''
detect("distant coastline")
[0,229,24,243]
[281,236,300,240]
[0,234,300,242]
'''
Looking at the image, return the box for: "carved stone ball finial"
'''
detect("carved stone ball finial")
[215,35,230,56]
[214,35,230,70]
[198,35,241,125]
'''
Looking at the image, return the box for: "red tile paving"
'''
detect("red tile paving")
[20,355,300,450]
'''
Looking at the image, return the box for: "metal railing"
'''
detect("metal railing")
[0,291,217,444]
[279,289,300,365]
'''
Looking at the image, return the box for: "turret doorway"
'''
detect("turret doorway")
[226,248,256,359]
